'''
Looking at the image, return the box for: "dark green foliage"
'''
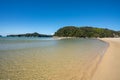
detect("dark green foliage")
[7,32,53,37]
[54,26,78,37]
[54,26,120,38]
[0,35,2,37]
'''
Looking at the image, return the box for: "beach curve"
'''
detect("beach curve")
[92,38,120,80]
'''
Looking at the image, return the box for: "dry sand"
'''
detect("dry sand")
[92,38,120,80]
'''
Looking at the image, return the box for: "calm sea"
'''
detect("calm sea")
[0,37,108,80]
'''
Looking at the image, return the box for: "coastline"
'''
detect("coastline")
[0,37,109,80]
[1,37,120,80]
[53,36,76,40]
[92,38,120,80]
[52,37,110,80]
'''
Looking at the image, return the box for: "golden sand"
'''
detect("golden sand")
[92,38,120,80]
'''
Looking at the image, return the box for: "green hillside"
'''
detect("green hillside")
[54,26,120,38]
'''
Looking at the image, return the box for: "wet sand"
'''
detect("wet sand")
[92,38,120,80]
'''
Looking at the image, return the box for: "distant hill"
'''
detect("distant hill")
[0,35,2,37]
[7,32,53,37]
[54,26,120,38]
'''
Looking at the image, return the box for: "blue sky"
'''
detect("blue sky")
[0,0,120,35]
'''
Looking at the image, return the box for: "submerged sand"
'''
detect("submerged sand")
[0,38,107,80]
[92,38,120,80]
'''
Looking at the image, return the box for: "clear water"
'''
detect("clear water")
[0,37,108,80]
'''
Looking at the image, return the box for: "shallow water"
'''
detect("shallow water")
[0,37,108,80]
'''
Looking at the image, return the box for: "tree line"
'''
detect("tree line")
[54,26,120,38]
[7,32,53,37]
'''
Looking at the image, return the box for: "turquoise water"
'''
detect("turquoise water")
[0,37,108,80]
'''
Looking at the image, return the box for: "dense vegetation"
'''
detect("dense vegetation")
[0,35,2,37]
[7,32,53,37]
[54,26,120,38]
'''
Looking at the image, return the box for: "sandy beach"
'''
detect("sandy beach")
[92,38,120,80]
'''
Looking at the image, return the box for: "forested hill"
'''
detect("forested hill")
[54,26,120,38]
[7,32,53,37]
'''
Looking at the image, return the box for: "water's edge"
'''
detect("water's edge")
[0,38,109,80]
[89,39,109,80]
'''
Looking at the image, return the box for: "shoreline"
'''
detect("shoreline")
[1,37,119,80]
[92,38,120,80]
